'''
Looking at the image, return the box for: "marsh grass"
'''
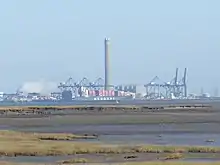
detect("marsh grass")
[0,130,97,141]
[0,130,220,157]
[33,132,97,140]
[163,153,183,160]
[58,158,88,164]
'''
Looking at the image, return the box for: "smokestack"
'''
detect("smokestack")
[104,37,110,90]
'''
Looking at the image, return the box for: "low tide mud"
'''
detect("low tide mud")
[0,105,220,164]
[0,104,213,118]
[2,153,220,164]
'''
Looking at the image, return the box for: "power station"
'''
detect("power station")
[53,37,189,101]
[0,37,199,103]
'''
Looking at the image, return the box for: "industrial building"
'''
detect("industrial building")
[2,37,213,103]
[56,77,136,101]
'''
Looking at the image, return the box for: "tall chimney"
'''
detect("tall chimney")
[104,37,110,90]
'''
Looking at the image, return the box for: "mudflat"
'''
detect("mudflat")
[0,105,220,164]
[0,106,219,127]
[0,130,220,163]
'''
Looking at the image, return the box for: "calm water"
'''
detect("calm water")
[183,158,220,162]
[0,98,220,106]
[0,156,72,163]
[14,123,220,134]
[98,133,220,146]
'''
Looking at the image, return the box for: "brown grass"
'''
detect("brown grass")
[163,153,183,160]
[33,132,97,140]
[58,158,88,164]
[0,130,97,140]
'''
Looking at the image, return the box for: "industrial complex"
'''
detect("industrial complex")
[0,38,214,103]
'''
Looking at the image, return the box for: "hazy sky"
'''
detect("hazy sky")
[0,0,219,94]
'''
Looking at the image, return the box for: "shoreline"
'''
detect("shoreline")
[0,104,211,111]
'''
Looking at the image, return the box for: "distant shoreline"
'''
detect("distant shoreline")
[0,98,219,107]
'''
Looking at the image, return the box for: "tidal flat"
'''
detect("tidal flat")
[0,130,220,164]
[0,105,220,164]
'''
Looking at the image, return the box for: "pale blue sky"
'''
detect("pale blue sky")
[0,0,219,94]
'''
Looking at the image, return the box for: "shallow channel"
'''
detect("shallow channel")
[7,123,220,146]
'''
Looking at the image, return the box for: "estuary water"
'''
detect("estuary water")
[2,123,220,146]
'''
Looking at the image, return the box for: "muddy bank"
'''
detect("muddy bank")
[13,123,220,134]
[0,104,213,118]
[1,130,220,157]
[0,104,211,111]
[0,130,220,164]
[2,153,220,164]
[1,111,220,137]
[0,110,220,126]
[0,110,220,151]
